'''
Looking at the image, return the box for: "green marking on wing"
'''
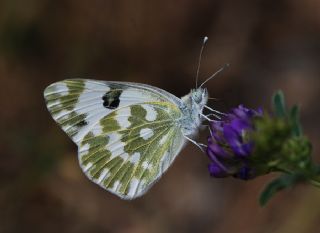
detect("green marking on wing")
[81,133,111,165]
[100,111,121,133]
[45,79,85,113]
[62,112,88,137]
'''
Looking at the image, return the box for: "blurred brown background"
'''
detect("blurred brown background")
[1,1,320,233]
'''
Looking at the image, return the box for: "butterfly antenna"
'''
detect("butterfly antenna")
[199,63,230,88]
[195,36,209,88]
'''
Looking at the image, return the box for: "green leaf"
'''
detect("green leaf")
[259,174,301,206]
[289,105,302,136]
[272,90,286,117]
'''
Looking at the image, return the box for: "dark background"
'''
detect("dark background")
[1,1,320,233]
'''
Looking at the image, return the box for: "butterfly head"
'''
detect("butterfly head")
[191,88,208,110]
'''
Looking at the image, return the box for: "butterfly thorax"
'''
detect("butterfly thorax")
[178,88,208,136]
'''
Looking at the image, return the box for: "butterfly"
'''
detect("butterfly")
[44,79,211,199]
[43,38,226,200]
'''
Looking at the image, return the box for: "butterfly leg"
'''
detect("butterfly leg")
[205,113,221,120]
[204,105,226,116]
[202,124,214,137]
[200,113,220,122]
[183,135,207,152]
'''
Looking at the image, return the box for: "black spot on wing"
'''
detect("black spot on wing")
[76,119,88,127]
[102,86,123,109]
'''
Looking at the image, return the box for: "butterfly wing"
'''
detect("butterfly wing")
[44,79,186,199]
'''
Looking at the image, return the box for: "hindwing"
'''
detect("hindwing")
[79,102,185,199]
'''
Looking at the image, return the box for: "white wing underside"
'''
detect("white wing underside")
[44,79,187,199]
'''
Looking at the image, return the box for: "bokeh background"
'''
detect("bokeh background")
[1,1,320,233]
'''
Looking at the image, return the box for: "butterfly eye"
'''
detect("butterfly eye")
[192,89,207,104]
[193,94,201,103]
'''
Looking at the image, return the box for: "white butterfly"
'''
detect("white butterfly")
[44,38,225,199]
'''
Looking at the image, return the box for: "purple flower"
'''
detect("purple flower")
[204,91,316,206]
[207,105,262,180]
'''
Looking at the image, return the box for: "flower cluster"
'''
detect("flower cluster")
[205,91,319,206]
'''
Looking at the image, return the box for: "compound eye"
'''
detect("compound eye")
[194,94,201,103]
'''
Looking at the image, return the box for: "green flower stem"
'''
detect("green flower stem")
[276,167,320,188]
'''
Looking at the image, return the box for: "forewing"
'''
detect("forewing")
[79,102,185,199]
[43,79,179,144]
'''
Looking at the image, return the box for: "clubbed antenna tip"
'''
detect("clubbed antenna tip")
[195,36,209,88]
